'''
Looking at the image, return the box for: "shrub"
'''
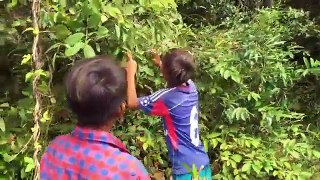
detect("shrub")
[0,0,320,179]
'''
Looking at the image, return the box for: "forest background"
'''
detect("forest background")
[0,0,320,179]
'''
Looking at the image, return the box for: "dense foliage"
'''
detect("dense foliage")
[0,0,320,179]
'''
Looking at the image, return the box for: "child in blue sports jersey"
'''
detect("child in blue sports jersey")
[126,49,212,180]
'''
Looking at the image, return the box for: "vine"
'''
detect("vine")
[1,1,320,179]
[31,0,42,179]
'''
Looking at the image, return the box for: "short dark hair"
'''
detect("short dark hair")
[65,56,126,127]
[161,48,196,87]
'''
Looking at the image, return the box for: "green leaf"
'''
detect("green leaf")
[101,15,108,23]
[122,4,136,15]
[3,153,17,162]
[211,139,219,148]
[231,73,241,83]
[21,54,32,65]
[182,163,192,173]
[64,33,85,46]
[140,66,154,76]
[299,172,312,179]
[223,70,231,79]
[40,111,50,123]
[91,0,102,13]
[203,139,208,152]
[252,161,263,174]
[25,163,35,173]
[241,163,251,172]
[0,118,5,132]
[252,164,261,174]
[83,44,96,58]
[0,103,10,108]
[97,26,109,37]
[53,24,71,40]
[115,24,121,39]
[88,13,101,28]
[142,143,148,150]
[290,151,300,159]
[105,4,122,18]
[59,0,66,8]
[231,154,242,163]
[65,42,84,57]
[192,164,198,178]
[313,150,320,158]
[24,157,34,164]
[25,72,34,82]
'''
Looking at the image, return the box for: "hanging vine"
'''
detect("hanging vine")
[31,0,42,179]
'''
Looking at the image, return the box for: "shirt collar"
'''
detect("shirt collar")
[70,126,128,153]
[177,79,195,93]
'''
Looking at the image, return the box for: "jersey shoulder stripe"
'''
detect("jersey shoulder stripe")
[150,88,176,102]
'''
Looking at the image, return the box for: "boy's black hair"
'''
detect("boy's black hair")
[161,48,196,87]
[65,56,126,127]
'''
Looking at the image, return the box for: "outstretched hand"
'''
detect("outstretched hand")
[150,49,161,67]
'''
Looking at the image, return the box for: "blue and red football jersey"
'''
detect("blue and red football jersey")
[138,80,210,175]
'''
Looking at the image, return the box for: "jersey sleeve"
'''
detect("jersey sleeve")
[138,89,170,116]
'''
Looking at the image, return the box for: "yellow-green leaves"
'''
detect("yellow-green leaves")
[21,54,32,65]
[65,42,84,57]
[0,118,5,132]
[24,157,35,173]
[104,4,123,23]
[83,44,96,58]
[64,33,85,46]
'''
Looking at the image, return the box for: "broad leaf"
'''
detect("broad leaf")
[83,44,96,58]
[242,163,251,172]
[59,0,66,8]
[105,4,122,18]
[53,24,71,40]
[88,13,101,28]
[0,118,5,132]
[231,154,242,163]
[97,26,109,37]
[64,33,85,46]
[65,42,84,57]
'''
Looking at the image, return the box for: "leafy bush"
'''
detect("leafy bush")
[0,0,320,180]
[192,9,320,179]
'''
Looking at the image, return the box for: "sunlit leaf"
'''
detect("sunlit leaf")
[97,26,109,37]
[83,44,96,58]
[231,154,242,163]
[241,163,251,172]
[59,0,66,8]
[105,4,122,18]
[64,33,85,46]
[0,118,5,132]
[65,42,84,57]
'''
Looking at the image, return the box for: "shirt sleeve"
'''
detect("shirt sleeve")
[138,89,170,116]
[135,161,150,180]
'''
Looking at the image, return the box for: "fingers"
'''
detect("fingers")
[150,49,158,56]
[126,51,133,61]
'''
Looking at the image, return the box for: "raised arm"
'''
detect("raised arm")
[126,52,139,109]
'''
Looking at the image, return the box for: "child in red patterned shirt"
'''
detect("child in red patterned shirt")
[40,56,150,180]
